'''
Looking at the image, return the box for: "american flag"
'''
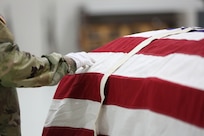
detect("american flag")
[43,27,204,136]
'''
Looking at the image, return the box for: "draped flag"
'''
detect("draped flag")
[42,27,204,136]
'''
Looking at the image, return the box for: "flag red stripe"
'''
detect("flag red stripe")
[54,73,204,128]
[92,37,204,57]
[105,75,204,128]
[92,37,144,53]
[42,127,108,136]
[42,127,94,136]
[54,73,103,102]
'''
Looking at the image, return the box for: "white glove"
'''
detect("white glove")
[65,52,95,69]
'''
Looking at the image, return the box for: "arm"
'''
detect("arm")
[0,18,76,88]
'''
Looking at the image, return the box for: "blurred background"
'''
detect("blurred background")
[0,0,203,135]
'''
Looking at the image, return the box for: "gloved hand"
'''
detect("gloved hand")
[64,52,95,69]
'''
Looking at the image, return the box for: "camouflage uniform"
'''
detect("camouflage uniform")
[0,18,76,136]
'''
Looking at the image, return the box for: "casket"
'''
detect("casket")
[42,27,204,136]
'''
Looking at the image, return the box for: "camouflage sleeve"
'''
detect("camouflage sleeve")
[0,19,76,88]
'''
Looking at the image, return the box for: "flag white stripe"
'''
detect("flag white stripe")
[44,98,101,130]
[98,105,204,136]
[126,29,204,41]
[78,53,204,91]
